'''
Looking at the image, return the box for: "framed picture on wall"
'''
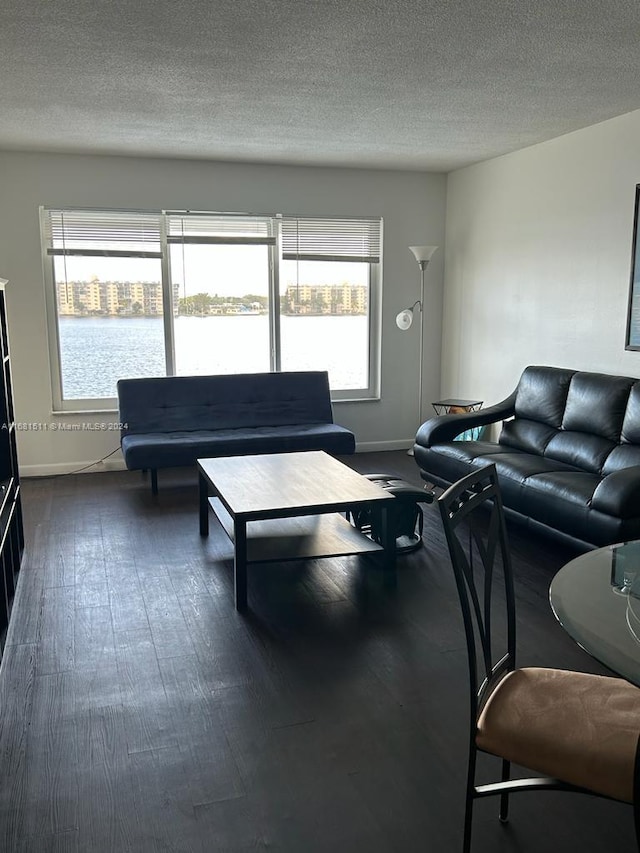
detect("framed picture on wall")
[625,184,640,350]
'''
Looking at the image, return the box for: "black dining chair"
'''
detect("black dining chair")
[437,464,640,852]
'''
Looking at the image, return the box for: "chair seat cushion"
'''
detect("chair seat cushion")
[476,667,640,803]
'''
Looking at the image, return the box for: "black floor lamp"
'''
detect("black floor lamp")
[396,245,438,450]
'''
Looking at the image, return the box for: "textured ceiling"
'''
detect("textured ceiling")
[1,0,640,171]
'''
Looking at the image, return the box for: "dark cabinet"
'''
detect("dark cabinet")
[0,280,24,655]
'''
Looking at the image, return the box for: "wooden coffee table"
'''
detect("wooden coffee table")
[198,451,397,610]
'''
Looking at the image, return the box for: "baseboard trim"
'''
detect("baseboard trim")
[21,442,413,477]
[355,439,414,453]
[21,457,127,478]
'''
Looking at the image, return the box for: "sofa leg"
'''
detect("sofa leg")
[151,469,158,495]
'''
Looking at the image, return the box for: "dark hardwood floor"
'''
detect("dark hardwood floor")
[0,451,635,852]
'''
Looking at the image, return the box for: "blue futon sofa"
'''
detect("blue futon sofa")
[117,371,356,493]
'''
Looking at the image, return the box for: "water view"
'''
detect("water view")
[59,314,369,399]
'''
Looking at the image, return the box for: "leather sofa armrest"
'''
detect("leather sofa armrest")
[415,391,517,447]
[591,467,640,519]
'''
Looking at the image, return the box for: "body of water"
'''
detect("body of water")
[58,314,369,399]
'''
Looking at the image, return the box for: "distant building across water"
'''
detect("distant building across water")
[57,279,173,316]
[56,279,368,317]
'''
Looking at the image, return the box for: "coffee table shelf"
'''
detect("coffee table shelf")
[198,451,396,610]
[209,497,382,563]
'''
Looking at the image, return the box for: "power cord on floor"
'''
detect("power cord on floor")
[28,446,122,480]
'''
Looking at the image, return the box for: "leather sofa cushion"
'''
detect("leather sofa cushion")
[505,474,598,543]
[622,383,640,444]
[521,470,601,506]
[562,372,634,440]
[592,467,640,518]
[500,419,557,455]
[602,442,640,475]
[513,366,573,427]
[422,439,514,466]
[543,430,615,473]
[478,451,581,486]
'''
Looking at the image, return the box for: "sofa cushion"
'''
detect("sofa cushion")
[513,366,573,427]
[621,383,640,444]
[543,431,615,473]
[603,443,640,475]
[424,439,512,466]
[521,470,601,506]
[118,371,336,435]
[477,452,582,486]
[499,419,557,455]
[591,468,640,518]
[518,475,603,544]
[121,423,356,470]
[562,372,633,440]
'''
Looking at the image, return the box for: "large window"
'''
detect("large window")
[41,208,382,411]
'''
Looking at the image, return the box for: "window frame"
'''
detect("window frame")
[41,207,382,412]
[165,211,278,377]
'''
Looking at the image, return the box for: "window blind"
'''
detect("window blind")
[167,214,276,245]
[45,209,162,257]
[281,217,381,263]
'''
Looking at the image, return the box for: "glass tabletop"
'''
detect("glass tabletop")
[549,541,640,686]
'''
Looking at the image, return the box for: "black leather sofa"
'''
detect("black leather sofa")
[413,366,640,550]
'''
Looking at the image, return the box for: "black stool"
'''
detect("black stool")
[348,474,434,554]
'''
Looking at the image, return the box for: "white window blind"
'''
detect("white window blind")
[44,209,162,257]
[281,216,381,263]
[167,213,276,245]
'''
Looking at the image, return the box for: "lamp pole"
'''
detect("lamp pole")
[417,260,426,425]
[409,245,438,432]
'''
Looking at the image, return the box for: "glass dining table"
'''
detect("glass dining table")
[549,540,640,687]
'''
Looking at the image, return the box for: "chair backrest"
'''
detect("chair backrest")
[437,464,517,721]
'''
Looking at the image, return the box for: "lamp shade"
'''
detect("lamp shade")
[396,308,414,330]
[409,245,438,264]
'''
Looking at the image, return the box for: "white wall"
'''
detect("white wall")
[444,109,640,409]
[0,151,446,474]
